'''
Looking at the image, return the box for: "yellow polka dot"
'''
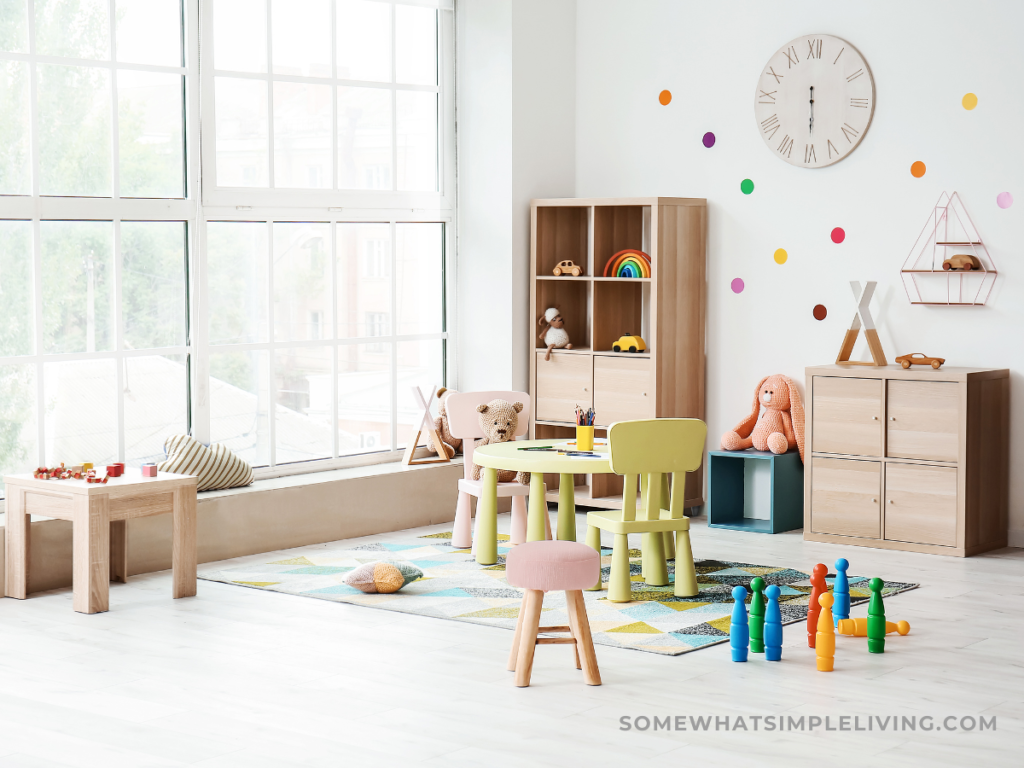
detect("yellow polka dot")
[962,93,978,110]
[774,248,788,265]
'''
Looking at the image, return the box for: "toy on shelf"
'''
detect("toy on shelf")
[404,385,454,466]
[611,334,646,353]
[867,577,886,654]
[806,563,827,648]
[837,617,910,637]
[748,577,766,654]
[894,352,945,370]
[720,374,805,462]
[730,585,749,662]
[942,254,981,271]
[538,307,572,362]
[142,464,158,477]
[552,260,583,277]
[424,387,462,460]
[836,281,887,367]
[816,592,836,672]
[603,249,651,278]
[764,585,782,661]
[833,558,850,628]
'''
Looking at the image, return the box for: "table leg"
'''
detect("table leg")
[172,486,198,599]
[73,495,110,614]
[526,472,548,542]
[4,487,28,599]
[475,468,499,565]
[557,474,577,542]
[110,520,128,583]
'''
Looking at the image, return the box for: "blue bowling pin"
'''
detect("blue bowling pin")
[764,585,782,661]
[833,558,850,628]
[730,585,749,662]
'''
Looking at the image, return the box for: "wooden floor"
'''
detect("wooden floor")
[1,512,1021,767]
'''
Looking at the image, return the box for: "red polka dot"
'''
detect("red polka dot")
[831,227,845,244]
[813,304,827,321]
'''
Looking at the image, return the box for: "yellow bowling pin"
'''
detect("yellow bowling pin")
[816,592,836,672]
[836,618,910,637]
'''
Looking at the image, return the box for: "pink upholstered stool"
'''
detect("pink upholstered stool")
[505,540,601,687]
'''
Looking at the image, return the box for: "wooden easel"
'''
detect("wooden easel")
[836,281,887,367]
[402,385,452,466]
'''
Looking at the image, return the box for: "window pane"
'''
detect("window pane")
[35,0,110,60]
[0,364,36,475]
[273,82,331,189]
[116,0,181,67]
[208,222,269,345]
[124,354,187,466]
[0,62,30,194]
[0,220,34,356]
[214,0,266,73]
[118,71,185,198]
[211,349,270,466]
[44,359,117,466]
[275,346,332,463]
[271,0,330,78]
[396,223,442,335]
[37,65,112,197]
[336,0,390,83]
[397,339,442,449]
[395,4,435,86]
[121,222,186,349]
[0,0,28,53]
[338,86,391,190]
[396,90,436,191]
[338,342,390,455]
[273,222,331,342]
[41,221,114,354]
[215,77,269,187]
[337,223,389,339]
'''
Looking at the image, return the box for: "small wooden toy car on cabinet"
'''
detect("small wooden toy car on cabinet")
[941,254,982,271]
[894,352,945,370]
[552,260,583,277]
[612,334,646,353]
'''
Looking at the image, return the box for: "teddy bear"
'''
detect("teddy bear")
[425,387,462,459]
[471,399,530,484]
[720,374,805,462]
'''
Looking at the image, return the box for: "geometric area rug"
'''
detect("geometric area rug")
[199,532,919,657]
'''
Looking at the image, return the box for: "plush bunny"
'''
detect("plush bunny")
[425,387,462,459]
[538,307,572,361]
[471,399,530,485]
[721,374,805,462]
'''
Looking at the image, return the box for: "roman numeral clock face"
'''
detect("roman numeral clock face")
[755,34,874,167]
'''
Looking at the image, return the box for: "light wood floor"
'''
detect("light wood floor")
[0,512,1021,767]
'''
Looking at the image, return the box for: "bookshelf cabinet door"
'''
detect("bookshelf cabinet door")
[536,352,592,423]
[593,355,652,426]
[810,457,881,539]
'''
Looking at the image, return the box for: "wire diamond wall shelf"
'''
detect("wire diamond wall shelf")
[901,191,997,306]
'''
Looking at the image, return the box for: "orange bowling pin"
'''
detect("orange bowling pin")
[837,618,910,637]
[816,592,836,672]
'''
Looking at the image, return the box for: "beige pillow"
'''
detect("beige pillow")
[158,434,254,491]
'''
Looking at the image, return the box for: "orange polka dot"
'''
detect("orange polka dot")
[910,161,926,178]
[659,90,672,106]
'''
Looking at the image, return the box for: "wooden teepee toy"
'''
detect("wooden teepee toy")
[836,281,887,367]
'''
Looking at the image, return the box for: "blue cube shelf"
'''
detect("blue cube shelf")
[707,450,803,534]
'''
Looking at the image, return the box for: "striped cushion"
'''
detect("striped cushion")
[158,435,254,492]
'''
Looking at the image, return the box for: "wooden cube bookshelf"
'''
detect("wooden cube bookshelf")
[530,197,708,510]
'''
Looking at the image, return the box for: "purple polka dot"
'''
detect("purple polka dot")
[731,278,744,294]
[702,132,716,148]
[997,192,1013,209]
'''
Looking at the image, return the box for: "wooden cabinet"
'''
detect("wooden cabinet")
[593,356,651,426]
[804,365,1008,557]
[535,352,591,422]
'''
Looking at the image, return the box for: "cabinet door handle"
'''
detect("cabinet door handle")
[871,498,877,503]
[872,416,878,420]
[890,417,896,421]
[889,499,894,504]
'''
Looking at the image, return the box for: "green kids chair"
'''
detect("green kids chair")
[584,418,706,602]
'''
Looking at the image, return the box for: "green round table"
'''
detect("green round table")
[471,439,611,565]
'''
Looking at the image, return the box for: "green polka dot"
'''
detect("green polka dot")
[740,179,754,195]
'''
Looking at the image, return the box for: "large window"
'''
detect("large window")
[0,0,454,486]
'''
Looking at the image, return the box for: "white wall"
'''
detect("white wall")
[574,0,1024,542]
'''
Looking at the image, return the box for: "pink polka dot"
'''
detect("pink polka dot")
[731,278,744,294]
[997,192,1013,209]
[831,227,846,244]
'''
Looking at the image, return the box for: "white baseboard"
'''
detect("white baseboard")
[1007,528,1024,549]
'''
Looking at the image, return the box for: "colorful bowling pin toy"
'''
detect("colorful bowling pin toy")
[837,618,910,637]
[867,578,886,654]
[764,585,782,661]
[749,577,766,654]
[730,585,749,662]
[806,563,828,648]
[833,558,850,628]
[816,591,836,672]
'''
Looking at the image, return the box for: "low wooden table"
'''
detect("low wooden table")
[4,469,198,614]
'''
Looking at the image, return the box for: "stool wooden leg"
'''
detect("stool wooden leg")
[566,590,601,685]
[508,593,527,671]
[673,529,699,597]
[564,591,583,670]
[609,533,632,602]
[110,520,128,584]
[585,525,603,591]
[509,495,527,545]
[515,590,544,687]
[73,494,110,614]
[452,490,474,548]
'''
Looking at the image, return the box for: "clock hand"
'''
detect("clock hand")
[809,86,814,135]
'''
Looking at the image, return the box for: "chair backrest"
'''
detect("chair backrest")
[446,391,531,481]
[607,418,707,522]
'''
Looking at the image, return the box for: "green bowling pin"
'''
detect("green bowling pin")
[748,577,766,653]
[867,577,886,654]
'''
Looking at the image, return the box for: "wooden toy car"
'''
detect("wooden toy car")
[552,260,583,277]
[895,353,945,370]
[941,253,981,271]
[612,334,647,353]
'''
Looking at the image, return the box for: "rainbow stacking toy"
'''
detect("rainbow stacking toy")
[603,249,651,278]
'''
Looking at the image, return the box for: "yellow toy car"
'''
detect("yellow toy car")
[612,334,646,353]
[552,260,583,277]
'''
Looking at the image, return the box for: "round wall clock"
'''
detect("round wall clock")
[754,34,874,168]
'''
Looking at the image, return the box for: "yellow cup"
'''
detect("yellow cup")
[576,425,595,452]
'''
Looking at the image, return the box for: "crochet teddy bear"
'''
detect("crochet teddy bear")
[425,387,462,459]
[471,399,530,485]
[720,374,805,462]
[538,307,572,361]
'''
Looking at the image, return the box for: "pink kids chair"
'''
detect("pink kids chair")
[445,391,543,549]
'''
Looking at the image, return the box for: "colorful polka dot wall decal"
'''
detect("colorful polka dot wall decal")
[962,93,978,110]
[731,278,744,294]
[702,132,716,148]
[773,248,788,265]
[831,227,846,244]
[813,304,828,321]
[997,192,1013,209]
[740,178,754,195]
[659,90,672,105]
[911,161,927,178]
